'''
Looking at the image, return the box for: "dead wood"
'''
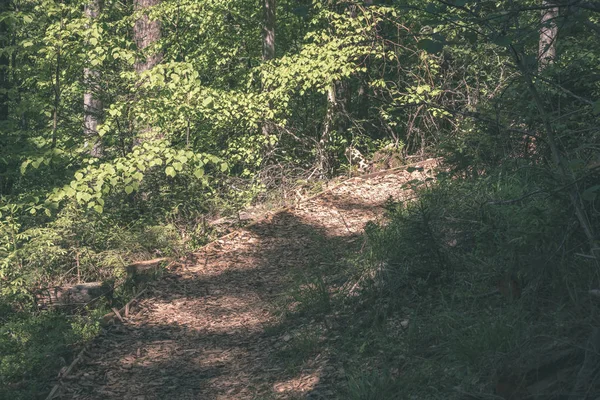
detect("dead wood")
[35,281,113,309]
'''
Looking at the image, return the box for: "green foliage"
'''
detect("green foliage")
[0,308,104,400]
[1,0,600,396]
[351,168,599,397]
[344,369,404,400]
[43,140,226,214]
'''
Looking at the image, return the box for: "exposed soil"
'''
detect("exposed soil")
[52,160,437,400]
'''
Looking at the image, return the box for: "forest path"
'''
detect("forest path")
[55,160,436,400]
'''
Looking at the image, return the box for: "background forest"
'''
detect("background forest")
[1,0,600,398]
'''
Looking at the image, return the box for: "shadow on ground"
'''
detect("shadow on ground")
[55,203,377,399]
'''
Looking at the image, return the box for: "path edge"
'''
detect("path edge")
[44,157,440,399]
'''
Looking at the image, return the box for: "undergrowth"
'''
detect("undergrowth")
[270,164,600,399]
[0,164,328,399]
[0,307,106,400]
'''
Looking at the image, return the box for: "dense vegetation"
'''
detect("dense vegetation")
[1,0,599,398]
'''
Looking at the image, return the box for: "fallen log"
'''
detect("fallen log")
[35,281,113,309]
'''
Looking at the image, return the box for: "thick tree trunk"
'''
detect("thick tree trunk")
[133,0,162,144]
[262,0,275,62]
[134,0,162,74]
[83,0,103,157]
[539,1,558,70]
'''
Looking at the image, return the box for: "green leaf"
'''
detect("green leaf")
[165,166,176,177]
[125,186,134,194]
[94,205,104,213]
[202,96,214,108]
[193,168,204,178]
[172,162,183,171]
[20,160,30,175]
[220,162,228,172]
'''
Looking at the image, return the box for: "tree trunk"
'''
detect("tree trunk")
[316,85,336,175]
[262,0,275,62]
[133,0,161,144]
[134,0,162,74]
[261,0,276,146]
[52,43,60,148]
[539,1,558,70]
[83,0,103,157]
[0,0,9,122]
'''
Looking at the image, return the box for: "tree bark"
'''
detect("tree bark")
[134,0,162,74]
[52,43,60,148]
[133,0,162,144]
[0,0,9,122]
[35,282,113,308]
[538,1,558,70]
[261,0,275,150]
[262,0,275,62]
[83,0,103,157]
[316,85,336,175]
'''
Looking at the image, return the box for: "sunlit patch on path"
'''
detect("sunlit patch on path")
[53,161,436,399]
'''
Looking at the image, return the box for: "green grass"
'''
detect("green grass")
[0,307,105,400]
[263,171,599,399]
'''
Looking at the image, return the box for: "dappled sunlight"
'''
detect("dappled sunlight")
[53,164,435,399]
[272,369,322,395]
[143,295,271,333]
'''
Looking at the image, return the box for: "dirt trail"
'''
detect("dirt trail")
[53,161,436,400]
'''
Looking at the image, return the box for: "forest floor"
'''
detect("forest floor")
[50,160,437,400]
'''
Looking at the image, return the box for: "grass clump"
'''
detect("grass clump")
[271,164,599,399]
[0,307,105,400]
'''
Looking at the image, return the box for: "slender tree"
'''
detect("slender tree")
[317,85,336,174]
[0,0,8,122]
[538,0,558,70]
[261,0,275,145]
[83,0,103,157]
